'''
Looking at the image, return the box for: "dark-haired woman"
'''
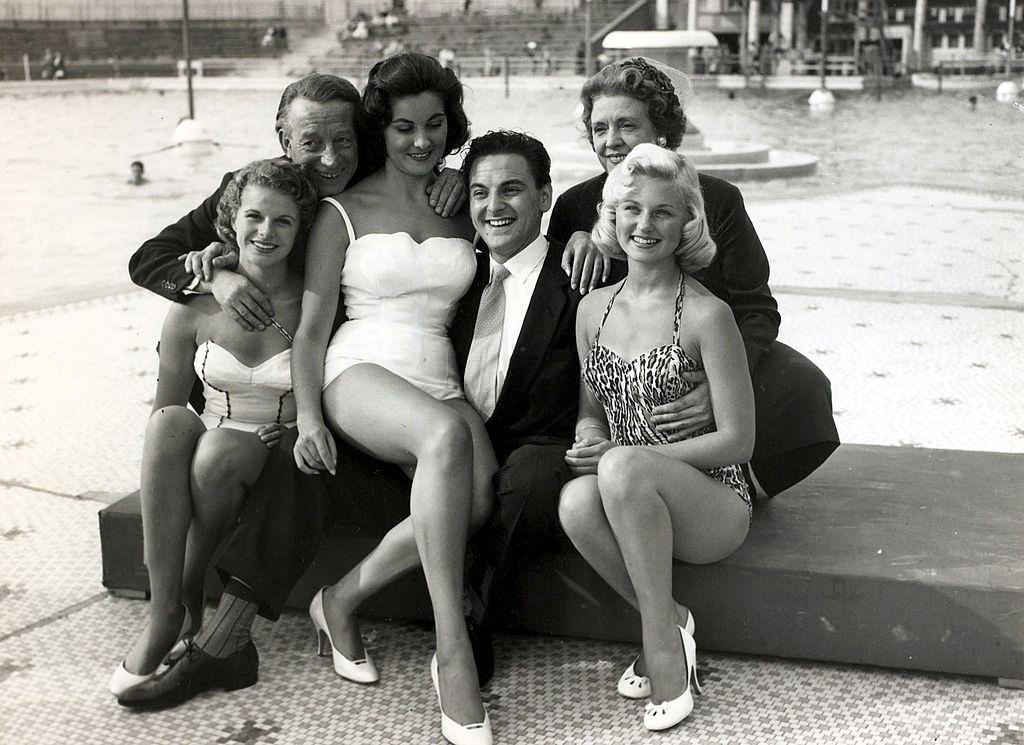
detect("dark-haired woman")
[292,53,493,745]
[112,160,317,698]
[549,57,838,504]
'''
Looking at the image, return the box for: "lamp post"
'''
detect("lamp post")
[820,0,829,89]
[182,0,195,119]
[584,0,593,75]
[809,0,836,110]
[1009,0,1017,75]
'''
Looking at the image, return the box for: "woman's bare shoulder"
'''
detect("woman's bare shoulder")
[683,275,733,326]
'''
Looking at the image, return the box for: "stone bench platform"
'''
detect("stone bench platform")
[98,444,1024,685]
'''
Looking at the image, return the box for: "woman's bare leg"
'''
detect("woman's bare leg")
[596,446,749,703]
[122,406,204,675]
[179,428,271,628]
[558,476,693,635]
[317,365,491,725]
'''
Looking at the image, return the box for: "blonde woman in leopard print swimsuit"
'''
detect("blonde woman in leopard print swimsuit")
[558,144,754,734]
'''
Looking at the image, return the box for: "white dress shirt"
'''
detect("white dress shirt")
[483,234,548,400]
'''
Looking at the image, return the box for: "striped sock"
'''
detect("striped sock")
[195,592,258,658]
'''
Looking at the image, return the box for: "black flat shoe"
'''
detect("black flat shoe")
[117,641,258,711]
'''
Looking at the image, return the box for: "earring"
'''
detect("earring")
[657,136,667,146]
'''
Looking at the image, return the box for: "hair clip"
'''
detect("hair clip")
[621,57,675,95]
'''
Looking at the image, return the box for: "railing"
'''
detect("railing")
[931,56,1024,75]
[0,0,324,22]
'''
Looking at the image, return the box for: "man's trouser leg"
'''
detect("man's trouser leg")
[471,442,573,623]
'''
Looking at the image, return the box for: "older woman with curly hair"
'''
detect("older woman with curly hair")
[111,159,317,698]
[550,58,838,510]
[559,144,754,733]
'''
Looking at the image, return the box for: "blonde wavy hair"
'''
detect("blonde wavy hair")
[590,144,715,273]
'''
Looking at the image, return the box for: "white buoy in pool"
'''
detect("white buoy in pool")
[171,118,212,145]
[995,80,1020,102]
[808,88,836,113]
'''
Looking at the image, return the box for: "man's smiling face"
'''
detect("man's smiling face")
[280,97,358,198]
[468,153,551,262]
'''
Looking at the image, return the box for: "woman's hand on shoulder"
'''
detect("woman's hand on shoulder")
[293,419,337,475]
[427,167,466,217]
[561,231,611,295]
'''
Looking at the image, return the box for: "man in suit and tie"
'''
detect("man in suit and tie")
[450,131,584,650]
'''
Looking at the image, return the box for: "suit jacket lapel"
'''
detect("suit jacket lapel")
[491,245,570,419]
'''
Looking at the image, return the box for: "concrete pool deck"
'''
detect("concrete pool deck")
[2,179,1022,743]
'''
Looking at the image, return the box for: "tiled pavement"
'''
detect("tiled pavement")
[1,183,1022,743]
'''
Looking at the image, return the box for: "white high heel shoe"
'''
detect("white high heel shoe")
[643,625,702,732]
[617,610,695,700]
[309,587,379,684]
[431,654,493,745]
[109,659,169,697]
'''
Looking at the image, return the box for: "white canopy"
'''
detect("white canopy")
[602,30,720,49]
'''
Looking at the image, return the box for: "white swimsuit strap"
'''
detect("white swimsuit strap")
[321,196,356,244]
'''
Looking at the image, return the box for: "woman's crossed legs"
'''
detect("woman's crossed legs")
[559,446,749,703]
[318,363,496,726]
[124,406,272,675]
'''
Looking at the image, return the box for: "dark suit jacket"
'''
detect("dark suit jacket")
[450,239,581,462]
[547,171,780,374]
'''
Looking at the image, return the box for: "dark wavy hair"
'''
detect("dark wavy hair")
[580,57,686,150]
[360,53,470,174]
[215,159,319,250]
[461,130,551,188]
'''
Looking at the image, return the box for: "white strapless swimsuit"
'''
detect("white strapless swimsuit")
[321,197,476,401]
[194,340,295,432]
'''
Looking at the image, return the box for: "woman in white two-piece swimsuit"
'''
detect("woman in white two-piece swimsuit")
[291,54,495,745]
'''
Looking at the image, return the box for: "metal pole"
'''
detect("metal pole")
[182,0,195,119]
[820,0,829,89]
[1008,0,1017,75]
[22,53,31,81]
[584,0,593,76]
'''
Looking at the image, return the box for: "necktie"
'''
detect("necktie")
[465,263,511,420]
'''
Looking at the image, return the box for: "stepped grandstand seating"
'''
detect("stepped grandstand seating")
[317,0,644,75]
[0,20,279,63]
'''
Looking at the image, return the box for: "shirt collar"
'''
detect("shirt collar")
[491,234,548,284]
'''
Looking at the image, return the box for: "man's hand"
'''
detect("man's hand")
[427,167,466,217]
[179,241,238,282]
[208,270,274,332]
[561,231,611,294]
[294,421,337,475]
[256,423,288,449]
[565,435,617,475]
[650,371,714,441]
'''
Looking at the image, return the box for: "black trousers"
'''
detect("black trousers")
[214,429,571,622]
[471,441,574,619]
[749,341,840,496]
[215,426,410,620]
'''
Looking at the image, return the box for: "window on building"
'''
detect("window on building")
[999,6,1007,21]
[957,33,966,48]
[932,34,943,48]
[895,7,905,21]
[937,7,947,22]
[953,7,963,22]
